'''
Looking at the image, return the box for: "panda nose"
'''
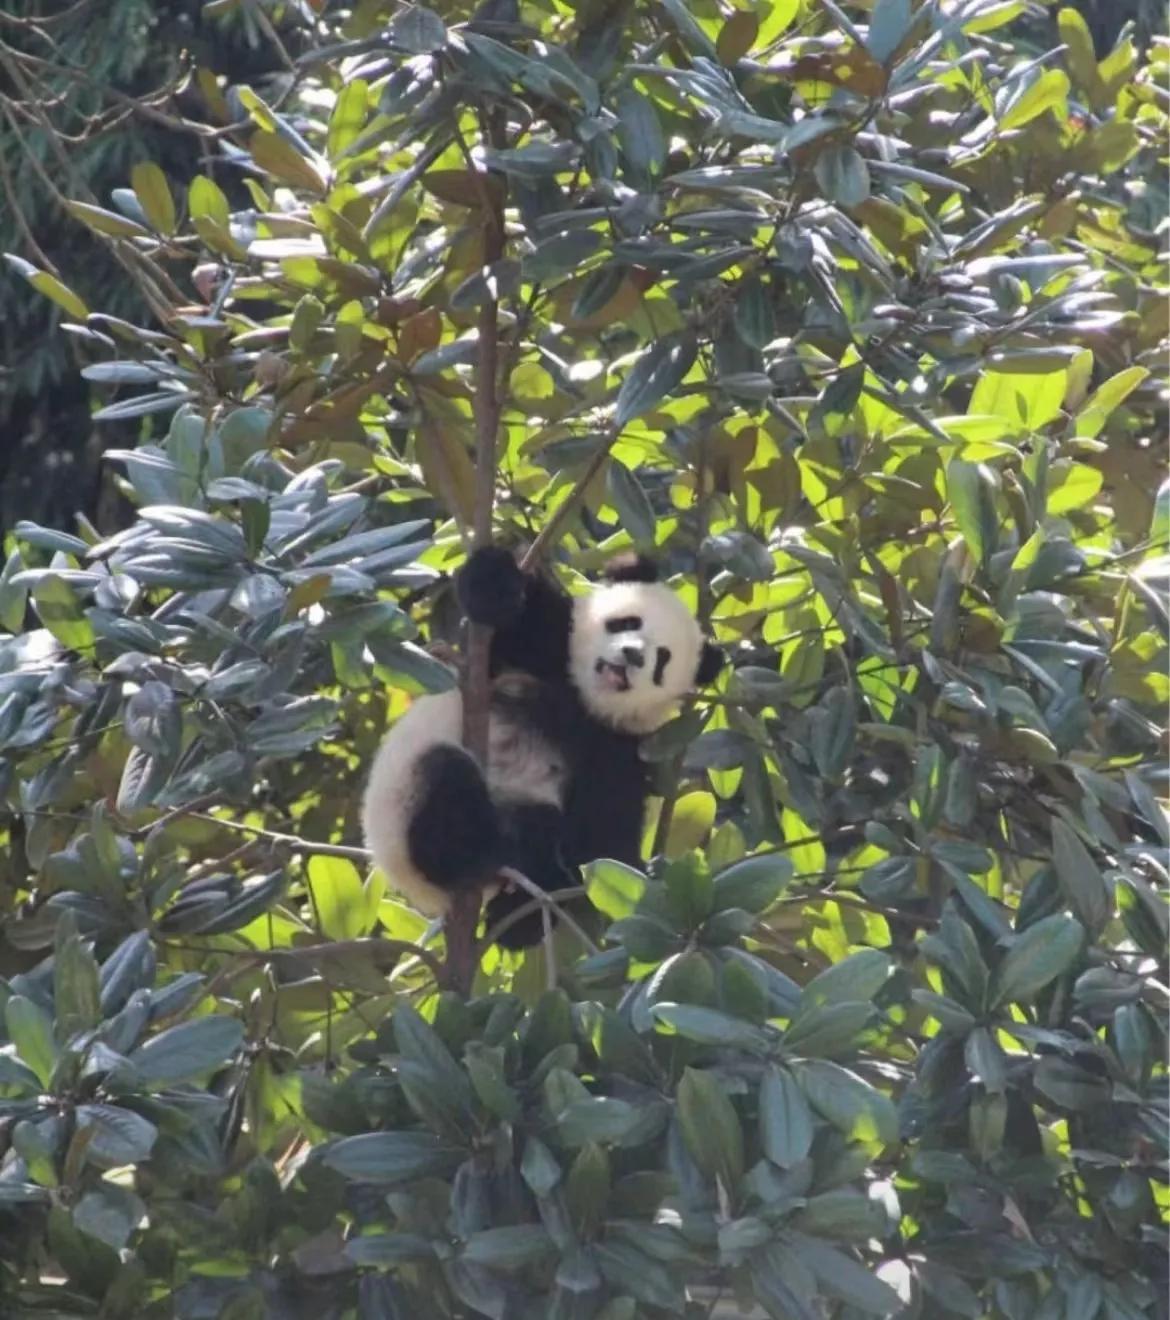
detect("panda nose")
[621,643,645,668]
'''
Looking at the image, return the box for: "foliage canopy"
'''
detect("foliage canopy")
[1,1,1167,1317]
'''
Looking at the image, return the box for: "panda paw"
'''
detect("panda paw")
[456,546,526,628]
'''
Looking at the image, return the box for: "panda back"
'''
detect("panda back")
[362,689,464,914]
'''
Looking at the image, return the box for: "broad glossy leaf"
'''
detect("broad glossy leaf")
[782,1232,900,1314]
[32,575,94,652]
[1051,818,1111,935]
[324,1130,464,1184]
[128,1015,244,1085]
[759,1064,813,1166]
[5,996,58,1088]
[711,853,793,914]
[815,145,870,207]
[391,5,446,53]
[615,87,665,178]
[130,162,176,235]
[584,859,645,920]
[651,1003,771,1052]
[463,1224,554,1271]
[799,949,892,1012]
[990,913,1084,1010]
[76,1103,158,1166]
[677,1067,744,1188]
[796,1059,897,1146]
[614,333,697,428]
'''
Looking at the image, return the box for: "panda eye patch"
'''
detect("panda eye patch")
[652,646,672,686]
[605,615,643,634]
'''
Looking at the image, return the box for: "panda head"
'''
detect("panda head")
[568,554,724,734]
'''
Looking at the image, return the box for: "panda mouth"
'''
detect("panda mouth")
[594,659,631,692]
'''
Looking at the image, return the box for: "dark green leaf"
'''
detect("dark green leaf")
[323,1131,465,1184]
[677,1067,744,1189]
[759,1064,813,1166]
[128,1015,244,1085]
[614,333,698,428]
[1051,818,1111,935]
[990,914,1084,1010]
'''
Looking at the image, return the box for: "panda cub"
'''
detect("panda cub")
[361,546,724,948]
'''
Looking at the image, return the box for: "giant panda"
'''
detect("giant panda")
[361,546,725,948]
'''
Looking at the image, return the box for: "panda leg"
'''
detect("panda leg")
[484,803,576,950]
[406,746,505,897]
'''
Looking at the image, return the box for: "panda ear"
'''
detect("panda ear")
[696,642,725,686]
[603,553,658,583]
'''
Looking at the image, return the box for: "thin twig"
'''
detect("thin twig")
[479,885,596,950]
[183,811,371,861]
[198,935,443,1000]
[488,867,600,956]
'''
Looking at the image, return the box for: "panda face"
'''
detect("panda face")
[568,580,709,733]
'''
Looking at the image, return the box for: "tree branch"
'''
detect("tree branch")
[519,424,620,572]
[444,109,508,996]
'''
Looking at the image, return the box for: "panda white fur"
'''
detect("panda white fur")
[361,547,724,949]
[361,674,570,920]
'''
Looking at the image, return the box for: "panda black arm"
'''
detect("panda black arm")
[456,547,573,682]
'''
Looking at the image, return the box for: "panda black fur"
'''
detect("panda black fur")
[361,547,725,948]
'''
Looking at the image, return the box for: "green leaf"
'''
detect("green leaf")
[54,918,101,1041]
[651,1003,771,1052]
[615,87,666,178]
[607,459,656,544]
[614,333,698,428]
[584,859,645,920]
[799,949,892,1012]
[75,1103,158,1167]
[73,1184,146,1252]
[946,459,998,565]
[814,145,870,207]
[556,1096,640,1146]
[5,256,90,318]
[189,174,230,226]
[565,1142,610,1237]
[1033,1055,1111,1110]
[964,1026,1006,1093]
[782,1002,873,1058]
[65,200,151,239]
[130,162,176,235]
[128,1015,244,1085]
[520,1137,562,1197]
[323,1130,465,1184]
[795,1188,887,1240]
[867,0,912,63]
[807,686,857,781]
[677,1067,744,1189]
[990,913,1084,1010]
[1075,366,1148,437]
[733,280,776,350]
[796,1059,897,1146]
[390,5,446,53]
[1051,818,1111,936]
[1000,69,1070,131]
[32,575,94,652]
[462,1224,554,1272]
[717,10,759,64]
[759,1064,814,1166]
[910,990,977,1033]
[346,1233,436,1266]
[782,1232,901,1314]
[306,854,371,940]
[5,996,58,1088]
[712,853,793,914]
